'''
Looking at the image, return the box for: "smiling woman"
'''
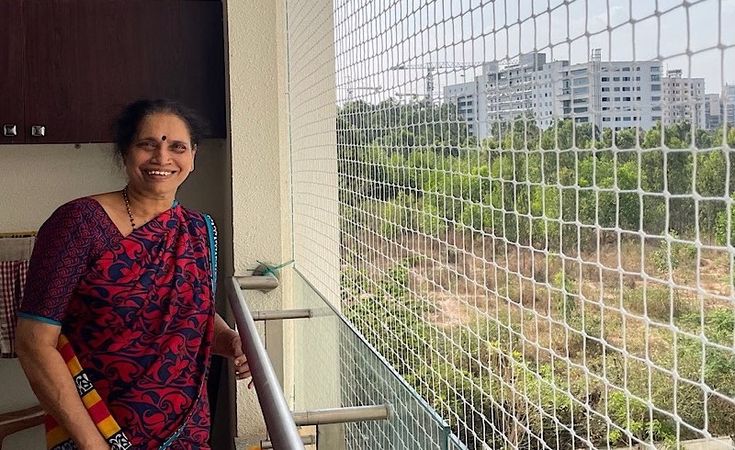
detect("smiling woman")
[13,100,251,450]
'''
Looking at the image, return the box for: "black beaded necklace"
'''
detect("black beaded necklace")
[122,186,136,230]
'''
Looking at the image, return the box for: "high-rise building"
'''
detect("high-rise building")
[661,69,706,128]
[705,93,722,130]
[444,50,667,138]
[444,79,485,138]
[561,50,663,131]
[444,54,565,138]
[482,53,567,131]
[724,84,735,127]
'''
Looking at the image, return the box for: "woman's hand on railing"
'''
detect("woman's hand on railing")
[213,314,254,388]
[222,330,254,388]
[229,333,253,387]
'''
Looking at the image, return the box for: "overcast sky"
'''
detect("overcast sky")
[335,0,735,98]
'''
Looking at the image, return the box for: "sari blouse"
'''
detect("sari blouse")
[19,198,216,449]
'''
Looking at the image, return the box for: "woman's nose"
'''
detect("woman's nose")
[150,144,171,163]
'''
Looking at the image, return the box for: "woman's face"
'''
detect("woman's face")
[124,113,196,198]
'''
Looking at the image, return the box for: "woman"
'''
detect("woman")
[15,99,248,450]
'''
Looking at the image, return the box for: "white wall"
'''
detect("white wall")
[0,140,229,449]
[0,143,124,450]
[224,0,339,444]
[224,0,287,443]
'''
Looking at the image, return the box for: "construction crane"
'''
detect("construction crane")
[344,85,382,101]
[393,92,421,101]
[340,75,382,101]
[390,62,479,102]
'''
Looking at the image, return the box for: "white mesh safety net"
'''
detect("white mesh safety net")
[288,0,735,448]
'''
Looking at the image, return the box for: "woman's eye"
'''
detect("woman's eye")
[138,141,156,149]
[172,144,187,152]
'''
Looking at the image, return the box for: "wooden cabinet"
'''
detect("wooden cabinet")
[1,0,226,144]
[0,1,26,144]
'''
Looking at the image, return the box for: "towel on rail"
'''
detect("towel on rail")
[0,236,35,262]
[0,260,30,357]
[0,237,34,357]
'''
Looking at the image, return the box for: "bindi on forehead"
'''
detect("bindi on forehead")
[161,135,167,141]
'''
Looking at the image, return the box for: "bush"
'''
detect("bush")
[652,230,697,273]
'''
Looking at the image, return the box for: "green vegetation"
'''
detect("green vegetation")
[339,101,735,245]
[338,99,735,448]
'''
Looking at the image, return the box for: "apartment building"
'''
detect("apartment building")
[662,69,706,128]
[482,53,567,130]
[705,93,722,130]
[444,79,486,138]
[724,84,735,126]
[445,51,667,138]
[559,50,663,131]
[443,53,567,138]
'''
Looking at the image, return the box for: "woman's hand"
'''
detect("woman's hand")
[223,331,253,385]
[213,314,253,388]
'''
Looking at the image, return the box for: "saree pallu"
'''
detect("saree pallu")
[46,205,216,450]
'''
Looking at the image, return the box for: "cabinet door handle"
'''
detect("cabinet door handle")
[31,125,46,137]
[2,124,18,137]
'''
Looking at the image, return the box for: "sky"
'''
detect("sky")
[334,0,735,100]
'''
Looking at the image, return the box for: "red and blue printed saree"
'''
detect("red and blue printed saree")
[19,197,217,450]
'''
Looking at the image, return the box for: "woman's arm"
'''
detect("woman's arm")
[15,319,109,450]
[211,313,251,382]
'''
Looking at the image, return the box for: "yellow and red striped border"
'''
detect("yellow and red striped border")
[46,335,126,449]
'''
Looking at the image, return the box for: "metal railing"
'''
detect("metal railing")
[226,276,305,450]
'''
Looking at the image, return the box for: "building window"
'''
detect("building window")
[602,97,610,102]
[651,74,660,81]
[602,77,610,82]
[652,96,661,101]
[602,87,610,92]
[613,77,620,81]
[652,84,661,91]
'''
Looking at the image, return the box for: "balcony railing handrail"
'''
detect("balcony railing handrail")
[226,276,305,450]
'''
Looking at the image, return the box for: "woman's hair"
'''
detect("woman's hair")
[113,99,208,160]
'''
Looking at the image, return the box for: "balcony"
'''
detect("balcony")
[228,271,458,449]
[3,1,735,449]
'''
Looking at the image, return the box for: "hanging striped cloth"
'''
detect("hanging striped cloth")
[0,260,30,358]
[0,235,34,358]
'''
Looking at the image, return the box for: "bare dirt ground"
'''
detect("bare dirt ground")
[342,226,734,364]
